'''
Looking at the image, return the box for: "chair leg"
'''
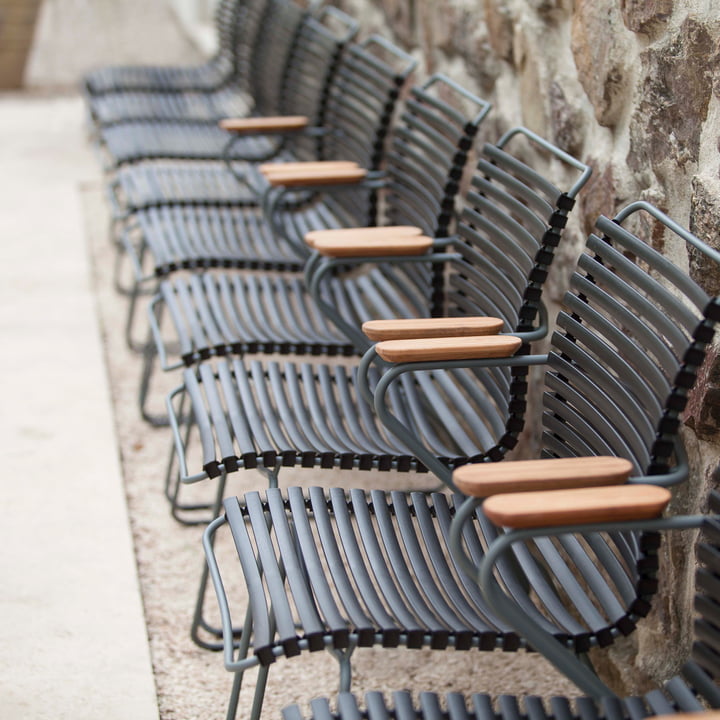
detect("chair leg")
[330,637,358,692]
[191,471,232,649]
[138,333,167,426]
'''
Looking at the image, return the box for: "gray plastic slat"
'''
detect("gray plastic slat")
[349,489,427,636]
[337,694,365,720]
[265,489,326,645]
[223,496,275,662]
[216,359,257,461]
[622,697,649,720]
[244,492,300,655]
[471,695,497,720]
[198,361,236,464]
[365,692,393,720]
[664,675,704,711]
[497,695,522,720]
[682,660,720,707]
[286,487,350,645]
[328,487,402,640]
[524,696,549,720]
[307,487,376,639]
[183,367,220,472]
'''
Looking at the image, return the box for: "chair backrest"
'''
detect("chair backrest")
[382,74,491,237]
[246,0,311,116]
[542,202,719,478]
[224,0,270,85]
[312,35,417,228]
[693,487,720,685]
[274,7,360,161]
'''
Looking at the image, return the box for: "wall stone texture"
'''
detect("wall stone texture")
[334,0,720,694]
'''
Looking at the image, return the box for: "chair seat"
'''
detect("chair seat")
[84,59,231,95]
[217,487,659,667]
[100,120,279,165]
[132,204,307,277]
[281,674,717,720]
[90,85,252,125]
[156,261,433,364]
[178,357,515,478]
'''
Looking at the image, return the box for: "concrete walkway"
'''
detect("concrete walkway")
[0,2,204,717]
[0,93,159,720]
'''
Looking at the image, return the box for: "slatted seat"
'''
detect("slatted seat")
[284,488,720,720]
[139,126,585,424]
[83,0,247,97]
[125,74,486,354]
[97,0,350,169]
[163,128,589,512]
[85,0,264,127]
[200,203,720,720]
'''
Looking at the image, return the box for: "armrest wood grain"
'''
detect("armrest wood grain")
[267,167,367,187]
[453,456,635,497]
[305,225,422,249]
[363,317,504,341]
[483,484,671,529]
[219,115,309,132]
[313,235,433,258]
[260,160,359,175]
[375,335,522,363]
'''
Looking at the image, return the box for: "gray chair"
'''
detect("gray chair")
[83,0,250,98]
[163,126,589,524]
[201,202,720,720]
[136,74,490,416]
[96,0,345,169]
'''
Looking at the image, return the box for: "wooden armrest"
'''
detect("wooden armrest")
[363,317,504,342]
[375,335,522,363]
[266,167,368,187]
[482,484,671,529]
[219,115,309,133]
[305,225,422,249]
[259,161,359,175]
[453,456,635,497]
[313,235,433,258]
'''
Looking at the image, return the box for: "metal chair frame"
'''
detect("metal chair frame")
[200,202,720,720]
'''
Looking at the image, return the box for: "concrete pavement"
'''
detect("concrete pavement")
[0,93,159,720]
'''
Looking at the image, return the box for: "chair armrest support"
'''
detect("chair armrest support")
[483,483,672,529]
[374,335,523,362]
[219,115,310,133]
[453,456,635,497]
[363,317,505,341]
[305,225,423,249]
[313,234,432,257]
[266,166,368,187]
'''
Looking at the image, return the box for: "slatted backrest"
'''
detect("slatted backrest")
[246,0,310,116]
[383,74,491,237]
[542,203,719,476]
[227,0,269,85]
[693,489,720,681]
[317,36,416,227]
[274,7,359,162]
[434,128,591,461]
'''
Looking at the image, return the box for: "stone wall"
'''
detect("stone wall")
[333,0,720,694]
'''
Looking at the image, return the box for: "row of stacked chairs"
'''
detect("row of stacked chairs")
[84,2,720,720]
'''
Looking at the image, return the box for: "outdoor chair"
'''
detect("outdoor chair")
[161,124,590,526]
[200,201,720,720]
[284,478,720,720]
[85,0,267,127]
[136,73,492,417]
[96,0,348,169]
[83,0,249,97]
[122,74,484,354]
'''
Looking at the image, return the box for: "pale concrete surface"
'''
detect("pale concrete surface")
[0,1,206,718]
[0,94,159,720]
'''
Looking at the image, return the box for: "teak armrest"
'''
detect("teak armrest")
[453,456,635,497]
[259,161,359,175]
[313,235,433,258]
[363,317,504,342]
[266,166,368,187]
[482,484,672,529]
[218,115,309,133]
[305,225,422,249]
[374,335,522,363]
